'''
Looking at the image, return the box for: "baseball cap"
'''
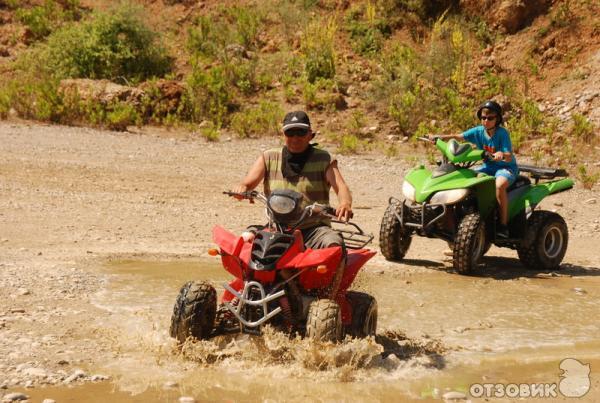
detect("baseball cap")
[282,111,311,133]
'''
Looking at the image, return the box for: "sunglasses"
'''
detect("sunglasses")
[284,128,310,137]
[481,115,497,121]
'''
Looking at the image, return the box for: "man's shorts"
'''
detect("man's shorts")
[301,225,344,250]
[475,166,517,186]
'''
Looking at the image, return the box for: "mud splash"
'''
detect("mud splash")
[62,257,600,401]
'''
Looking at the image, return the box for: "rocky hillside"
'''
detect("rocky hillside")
[0,0,598,183]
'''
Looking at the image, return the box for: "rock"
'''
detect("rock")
[90,374,109,381]
[59,79,144,107]
[64,369,85,383]
[1,393,28,401]
[164,381,179,388]
[179,397,196,403]
[17,288,30,296]
[442,390,467,401]
[42,399,56,403]
[585,198,597,204]
[572,287,587,295]
[460,0,551,34]
[384,353,401,367]
[24,367,47,378]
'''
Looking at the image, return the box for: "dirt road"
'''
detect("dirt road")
[1,122,599,401]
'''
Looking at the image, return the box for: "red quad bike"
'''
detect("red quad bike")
[169,189,377,343]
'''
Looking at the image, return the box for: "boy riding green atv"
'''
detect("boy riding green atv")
[379,101,574,274]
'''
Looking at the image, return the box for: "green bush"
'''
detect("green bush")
[185,65,235,127]
[40,3,173,82]
[301,18,337,83]
[188,5,264,62]
[577,165,599,190]
[106,102,140,131]
[570,113,595,143]
[338,134,360,154]
[345,3,392,56]
[230,101,283,138]
[15,0,81,42]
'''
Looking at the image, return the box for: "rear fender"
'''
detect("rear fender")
[509,178,574,217]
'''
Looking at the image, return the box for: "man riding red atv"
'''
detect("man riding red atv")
[169,190,377,343]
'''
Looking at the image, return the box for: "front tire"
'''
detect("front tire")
[170,281,217,343]
[453,213,486,275]
[517,211,568,270]
[346,291,377,338]
[306,299,343,342]
[380,202,412,261]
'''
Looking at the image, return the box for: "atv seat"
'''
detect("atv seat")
[518,164,568,181]
[507,175,531,192]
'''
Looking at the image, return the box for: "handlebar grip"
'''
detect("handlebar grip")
[324,206,337,216]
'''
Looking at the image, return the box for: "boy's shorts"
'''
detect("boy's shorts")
[475,166,518,186]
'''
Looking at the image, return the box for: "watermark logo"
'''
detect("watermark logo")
[469,358,591,399]
[559,358,591,398]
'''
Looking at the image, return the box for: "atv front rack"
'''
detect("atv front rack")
[223,281,285,328]
[331,220,374,249]
[389,197,448,238]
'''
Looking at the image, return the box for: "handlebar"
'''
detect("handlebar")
[223,190,259,199]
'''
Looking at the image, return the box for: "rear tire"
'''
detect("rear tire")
[453,213,486,275]
[517,211,568,270]
[380,202,412,261]
[346,291,377,338]
[306,299,343,343]
[170,281,217,343]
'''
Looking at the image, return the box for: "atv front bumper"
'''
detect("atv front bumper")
[390,197,448,235]
[223,280,285,328]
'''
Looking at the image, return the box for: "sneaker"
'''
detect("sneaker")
[497,224,509,239]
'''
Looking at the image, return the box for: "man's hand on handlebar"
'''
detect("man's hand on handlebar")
[226,187,255,202]
[336,202,353,222]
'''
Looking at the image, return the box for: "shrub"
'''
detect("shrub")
[345,2,392,56]
[15,0,81,42]
[569,113,595,143]
[41,3,173,82]
[301,17,337,83]
[230,101,284,138]
[185,65,235,127]
[577,165,599,190]
[226,5,264,50]
[106,102,140,131]
[338,134,360,154]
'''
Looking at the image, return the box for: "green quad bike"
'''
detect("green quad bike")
[379,137,574,274]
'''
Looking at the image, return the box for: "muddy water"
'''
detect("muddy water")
[24,258,600,401]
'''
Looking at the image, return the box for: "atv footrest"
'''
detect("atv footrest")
[519,164,568,180]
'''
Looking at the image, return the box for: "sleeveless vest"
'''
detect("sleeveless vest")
[263,147,332,228]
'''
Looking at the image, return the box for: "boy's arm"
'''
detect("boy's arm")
[500,133,514,162]
[428,133,465,142]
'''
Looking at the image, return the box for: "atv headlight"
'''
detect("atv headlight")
[429,189,469,205]
[402,180,416,202]
[268,194,297,214]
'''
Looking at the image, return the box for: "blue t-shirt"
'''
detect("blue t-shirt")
[462,125,518,173]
